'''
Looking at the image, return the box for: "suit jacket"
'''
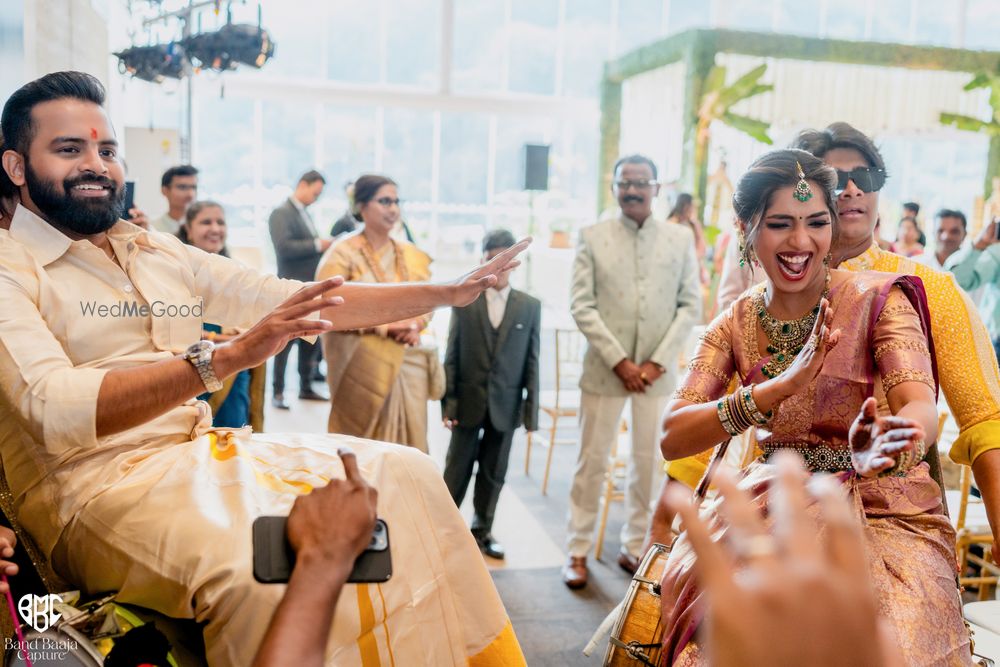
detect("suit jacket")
[268,198,322,281]
[570,215,702,396]
[442,288,541,432]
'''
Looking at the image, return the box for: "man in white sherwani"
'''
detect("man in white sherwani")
[562,155,702,588]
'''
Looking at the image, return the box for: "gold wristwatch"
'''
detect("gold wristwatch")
[183,340,223,392]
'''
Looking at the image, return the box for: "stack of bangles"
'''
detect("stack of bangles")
[717,385,773,437]
[882,439,928,477]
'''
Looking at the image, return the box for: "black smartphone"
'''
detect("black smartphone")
[994,217,1000,240]
[252,516,391,584]
[123,181,135,218]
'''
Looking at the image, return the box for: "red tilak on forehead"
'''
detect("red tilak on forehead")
[90,127,97,140]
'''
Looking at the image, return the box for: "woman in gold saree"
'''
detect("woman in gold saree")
[316,174,442,452]
[658,150,969,665]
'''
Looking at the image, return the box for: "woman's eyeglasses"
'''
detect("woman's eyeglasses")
[834,167,885,195]
[376,197,401,206]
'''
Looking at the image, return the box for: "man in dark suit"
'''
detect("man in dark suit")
[268,170,332,409]
[442,229,540,560]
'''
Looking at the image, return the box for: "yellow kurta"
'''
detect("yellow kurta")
[666,243,1000,487]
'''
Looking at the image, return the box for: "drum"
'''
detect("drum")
[604,543,669,667]
[5,624,103,666]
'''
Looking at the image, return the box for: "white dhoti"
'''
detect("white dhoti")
[50,431,524,667]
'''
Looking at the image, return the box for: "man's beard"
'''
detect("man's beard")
[25,162,125,235]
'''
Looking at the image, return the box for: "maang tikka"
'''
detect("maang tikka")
[793,161,813,202]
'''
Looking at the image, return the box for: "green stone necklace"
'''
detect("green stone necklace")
[754,276,830,379]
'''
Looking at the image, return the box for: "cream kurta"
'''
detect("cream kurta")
[0,205,523,666]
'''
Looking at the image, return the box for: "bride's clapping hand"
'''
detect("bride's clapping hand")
[774,298,840,394]
[849,397,925,478]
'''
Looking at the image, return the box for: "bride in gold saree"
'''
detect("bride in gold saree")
[658,149,970,665]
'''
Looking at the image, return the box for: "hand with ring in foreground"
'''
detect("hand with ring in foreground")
[665,452,902,667]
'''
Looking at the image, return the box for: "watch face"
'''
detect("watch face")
[189,339,215,361]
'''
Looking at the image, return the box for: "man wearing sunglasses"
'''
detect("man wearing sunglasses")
[661,122,1000,559]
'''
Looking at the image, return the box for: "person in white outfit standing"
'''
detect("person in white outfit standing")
[562,154,702,588]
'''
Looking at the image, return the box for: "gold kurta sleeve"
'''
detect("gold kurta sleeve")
[872,286,934,394]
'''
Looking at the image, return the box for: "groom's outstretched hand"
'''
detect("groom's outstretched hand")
[448,238,531,308]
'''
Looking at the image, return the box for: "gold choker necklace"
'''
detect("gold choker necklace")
[755,275,830,378]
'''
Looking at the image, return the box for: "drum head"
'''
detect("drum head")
[5,625,103,667]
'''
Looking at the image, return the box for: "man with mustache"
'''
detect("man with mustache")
[562,154,701,588]
[656,123,1000,560]
[0,71,528,665]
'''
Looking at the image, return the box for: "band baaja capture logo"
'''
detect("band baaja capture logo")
[6,594,80,662]
[17,593,62,632]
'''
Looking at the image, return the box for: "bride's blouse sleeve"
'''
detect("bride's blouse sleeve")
[673,306,737,404]
[873,285,935,394]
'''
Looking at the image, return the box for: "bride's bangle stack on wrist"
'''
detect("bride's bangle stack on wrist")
[717,386,773,437]
[882,439,928,477]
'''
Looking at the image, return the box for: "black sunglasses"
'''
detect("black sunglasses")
[834,167,886,195]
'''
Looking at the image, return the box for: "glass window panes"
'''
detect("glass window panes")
[255,0,326,78]
[193,95,254,197]
[562,1,613,98]
[261,101,317,189]
[326,0,380,83]
[452,2,507,93]
[382,108,435,202]
[616,0,664,55]
[321,105,377,200]
[912,0,957,47]
[773,0,821,37]
[439,112,490,205]
[823,1,869,40]
[869,0,912,45]
[965,0,1000,50]
[508,0,559,95]
[722,0,775,32]
[385,0,440,87]
[666,0,710,36]
[0,2,23,101]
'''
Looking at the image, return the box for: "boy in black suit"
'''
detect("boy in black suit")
[442,229,540,560]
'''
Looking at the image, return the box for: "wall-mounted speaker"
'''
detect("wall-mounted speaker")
[523,144,550,191]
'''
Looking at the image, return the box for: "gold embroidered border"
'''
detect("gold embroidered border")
[882,368,934,392]
[700,327,732,353]
[874,338,930,362]
[688,359,731,382]
[674,387,710,404]
[876,302,915,323]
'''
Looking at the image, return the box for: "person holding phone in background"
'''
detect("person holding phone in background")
[946,215,1000,365]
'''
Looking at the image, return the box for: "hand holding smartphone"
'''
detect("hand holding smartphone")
[253,516,392,584]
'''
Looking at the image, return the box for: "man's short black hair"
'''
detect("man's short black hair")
[161,165,199,188]
[903,201,920,216]
[613,154,658,181]
[482,228,516,254]
[299,170,326,186]
[936,208,967,230]
[1,71,106,155]
[790,122,887,176]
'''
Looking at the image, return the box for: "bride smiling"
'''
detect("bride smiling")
[657,149,970,665]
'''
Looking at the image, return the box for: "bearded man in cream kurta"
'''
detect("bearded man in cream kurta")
[0,72,525,666]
